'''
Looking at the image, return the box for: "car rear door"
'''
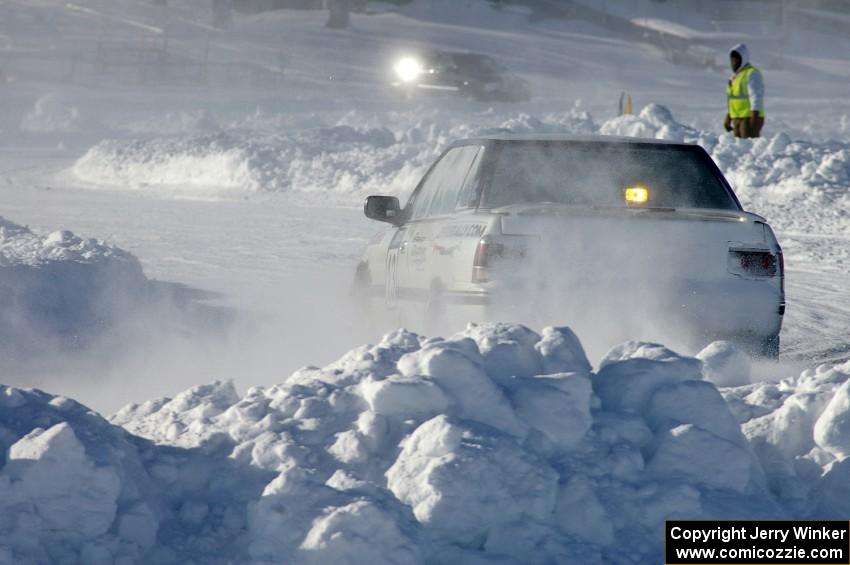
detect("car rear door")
[393,145,481,312]
[427,145,488,288]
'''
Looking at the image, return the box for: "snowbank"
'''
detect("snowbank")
[70,104,850,240]
[0,216,146,354]
[697,340,752,387]
[0,217,138,270]
[14,323,850,563]
[72,125,414,198]
[0,386,273,565]
[68,106,595,200]
[723,360,850,515]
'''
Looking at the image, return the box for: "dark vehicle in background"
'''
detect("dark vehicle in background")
[391,49,531,102]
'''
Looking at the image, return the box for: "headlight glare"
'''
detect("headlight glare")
[394,57,423,83]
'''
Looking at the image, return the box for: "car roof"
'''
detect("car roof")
[417,48,493,59]
[451,134,696,147]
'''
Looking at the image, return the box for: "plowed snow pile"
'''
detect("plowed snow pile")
[71,105,850,241]
[4,324,850,564]
[0,216,146,356]
[72,125,409,197]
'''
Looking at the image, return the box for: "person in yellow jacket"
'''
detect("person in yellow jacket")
[724,43,765,138]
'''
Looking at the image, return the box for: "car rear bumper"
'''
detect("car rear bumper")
[450,277,783,342]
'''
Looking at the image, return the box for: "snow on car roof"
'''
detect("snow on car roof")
[455,134,695,145]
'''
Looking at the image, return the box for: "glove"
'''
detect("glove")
[723,113,732,132]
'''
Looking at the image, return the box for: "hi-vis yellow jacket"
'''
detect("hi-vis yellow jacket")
[727,64,764,118]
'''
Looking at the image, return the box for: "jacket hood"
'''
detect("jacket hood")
[730,43,750,69]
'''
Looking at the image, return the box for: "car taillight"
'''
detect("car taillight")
[472,238,503,283]
[728,248,778,277]
[472,236,527,283]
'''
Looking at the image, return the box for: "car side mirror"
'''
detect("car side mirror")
[364,195,403,225]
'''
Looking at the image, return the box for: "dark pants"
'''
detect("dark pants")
[732,116,764,138]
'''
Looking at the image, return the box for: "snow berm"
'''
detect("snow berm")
[3,323,850,563]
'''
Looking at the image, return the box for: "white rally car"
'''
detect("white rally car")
[353,135,785,357]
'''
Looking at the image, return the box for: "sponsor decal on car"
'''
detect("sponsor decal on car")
[438,223,486,238]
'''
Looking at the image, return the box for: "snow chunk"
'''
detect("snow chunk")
[360,375,451,418]
[659,383,742,443]
[599,103,696,142]
[697,341,752,387]
[3,423,121,539]
[485,518,604,564]
[743,362,850,461]
[510,373,592,449]
[328,430,369,464]
[594,341,703,414]
[814,379,850,458]
[647,424,755,493]
[555,476,613,545]
[456,322,543,384]
[810,457,850,517]
[397,337,527,438]
[386,415,558,546]
[112,380,240,448]
[299,500,418,565]
[535,326,592,374]
[117,503,158,549]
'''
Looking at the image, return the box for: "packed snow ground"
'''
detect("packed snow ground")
[3,324,850,564]
[1,1,849,562]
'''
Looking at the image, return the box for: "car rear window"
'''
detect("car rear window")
[482,142,739,210]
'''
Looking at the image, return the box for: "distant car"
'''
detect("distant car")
[354,135,785,357]
[390,49,530,102]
